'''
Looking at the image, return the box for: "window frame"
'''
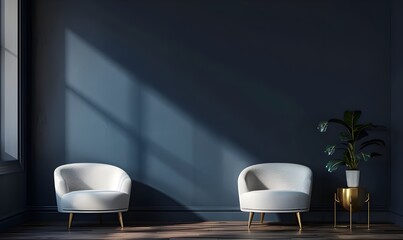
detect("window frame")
[0,0,23,175]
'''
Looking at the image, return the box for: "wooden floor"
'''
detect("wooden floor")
[1,221,403,239]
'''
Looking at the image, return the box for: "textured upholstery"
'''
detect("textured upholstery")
[54,163,131,213]
[238,163,312,213]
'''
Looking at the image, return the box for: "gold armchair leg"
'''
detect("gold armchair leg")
[68,213,74,230]
[118,212,124,229]
[296,212,302,230]
[260,213,265,224]
[248,212,254,230]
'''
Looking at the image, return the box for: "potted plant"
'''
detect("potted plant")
[317,110,385,187]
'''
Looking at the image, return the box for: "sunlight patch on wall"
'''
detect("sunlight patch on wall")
[66,30,138,132]
[65,30,139,170]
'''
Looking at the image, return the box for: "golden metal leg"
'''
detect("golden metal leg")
[68,213,74,230]
[334,193,337,228]
[349,196,352,230]
[296,212,302,230]
[260,213,265,224]
[248,212,254,230]
[366,193,370,230]
[118,212,124,229]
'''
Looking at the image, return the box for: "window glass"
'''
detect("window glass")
[1,0,19,163]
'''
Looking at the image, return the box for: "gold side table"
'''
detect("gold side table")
[334,187,370,230]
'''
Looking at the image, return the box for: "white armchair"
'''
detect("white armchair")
[54,163,131,229]
[238,163,312,230]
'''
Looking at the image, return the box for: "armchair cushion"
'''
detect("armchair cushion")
[240,190,310,212]
[60,190,130,212]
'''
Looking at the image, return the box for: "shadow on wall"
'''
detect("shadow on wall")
[31,0,391,219]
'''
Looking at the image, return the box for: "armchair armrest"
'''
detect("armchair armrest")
[54,173,68,197]
[238,168,249,196]
[118,174,132,195]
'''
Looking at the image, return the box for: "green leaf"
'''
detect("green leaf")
[354,124,374,139]
[355,123,375,132]
[324,145,336,155]
[339,132,351,141]
[370,152,382,158]
[328,118,350,130]
[355,129,369,141]
[344,110,361,128]
[360,152,371,161]
[358,152,382,162]
[359,139,386,151]
[317,121,328,132]
[326,159,345,172]
[355,123,384,141]
[343,111,353,127]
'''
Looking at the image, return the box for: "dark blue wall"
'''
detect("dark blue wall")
[0,173,26,230]
[391,0,403,226]
[29,0,390,221]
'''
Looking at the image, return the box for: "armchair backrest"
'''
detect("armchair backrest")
[238,163,312,196]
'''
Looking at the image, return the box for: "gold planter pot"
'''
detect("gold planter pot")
[334,187,370,230]
[336,187,367,211]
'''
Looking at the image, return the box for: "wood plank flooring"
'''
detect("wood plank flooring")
[1,221,403,239]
